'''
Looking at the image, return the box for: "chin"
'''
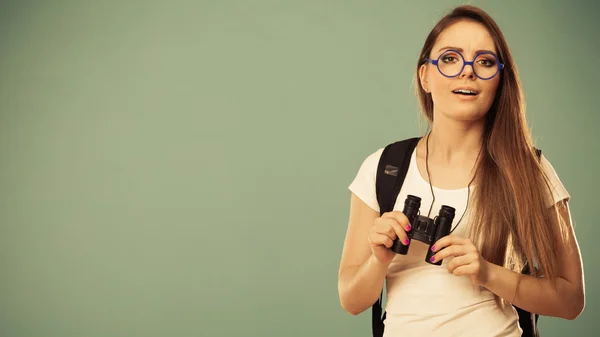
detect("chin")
[433,95,492,123]
[439,105,488,122]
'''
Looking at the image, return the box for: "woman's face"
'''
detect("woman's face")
[420,19,502,123]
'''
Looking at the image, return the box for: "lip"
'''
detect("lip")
[452,86,480,94]
[454,93,478,101]
[452,86,480,101]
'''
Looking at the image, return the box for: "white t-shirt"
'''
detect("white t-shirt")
[348,143,570,337]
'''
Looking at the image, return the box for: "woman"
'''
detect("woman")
[337,5,585,336]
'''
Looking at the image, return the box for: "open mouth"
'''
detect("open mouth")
[452,89,479,96]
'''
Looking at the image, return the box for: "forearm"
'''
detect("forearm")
[484,262,584,320]
[338,254,389,315]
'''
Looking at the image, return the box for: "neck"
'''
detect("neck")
[426,117,485,165]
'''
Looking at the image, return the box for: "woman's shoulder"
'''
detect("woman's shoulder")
[347,146,386,212]
[355,137,422,169]
[538,152,571,205]
[350,137,422,185]
[360,147,386,168]
[350,146,386,185]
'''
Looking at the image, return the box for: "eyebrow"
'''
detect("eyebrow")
[437,46,496,54]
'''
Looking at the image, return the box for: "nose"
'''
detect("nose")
[460,62,476,79]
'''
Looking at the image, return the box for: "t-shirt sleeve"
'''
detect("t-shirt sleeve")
[540,153,571,206]
[348,148,384,213]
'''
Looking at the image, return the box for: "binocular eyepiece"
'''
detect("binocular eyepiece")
[390,195,456,266]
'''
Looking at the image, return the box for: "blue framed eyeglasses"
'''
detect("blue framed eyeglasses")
[427,49,504,80]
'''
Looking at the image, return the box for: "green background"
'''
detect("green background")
[1,0,597,336]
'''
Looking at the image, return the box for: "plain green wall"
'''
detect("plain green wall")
[0,1,598,336]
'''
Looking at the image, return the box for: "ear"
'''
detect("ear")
[419,63,429,93]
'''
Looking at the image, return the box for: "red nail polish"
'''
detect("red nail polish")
[407,225,412,231]
[404,238,410,245]
[430,256,435,262]
[431,245,436,251]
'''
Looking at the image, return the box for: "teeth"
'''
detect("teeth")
[453,89,477,95]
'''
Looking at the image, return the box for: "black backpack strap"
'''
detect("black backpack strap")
[372,137,421,337]
[376,137,421,216]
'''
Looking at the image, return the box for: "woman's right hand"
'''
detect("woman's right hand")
[368,211,412,265]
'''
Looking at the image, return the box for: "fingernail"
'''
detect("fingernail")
[430,256,435,262]
[404,238,410,245]
[431,245,436,251]
[407,225,411,231]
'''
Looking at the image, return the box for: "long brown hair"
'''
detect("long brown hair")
[415,5,570,303]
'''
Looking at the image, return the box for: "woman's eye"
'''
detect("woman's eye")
[477,58,496,67]
[442,56,458,63]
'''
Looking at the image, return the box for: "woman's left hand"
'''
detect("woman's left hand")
[430,235,491,287]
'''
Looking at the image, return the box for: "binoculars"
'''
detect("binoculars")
[390,195,456,266]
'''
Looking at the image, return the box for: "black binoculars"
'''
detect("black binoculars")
[390,195,456,266]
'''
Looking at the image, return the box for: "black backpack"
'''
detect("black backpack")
[372,136,540,337]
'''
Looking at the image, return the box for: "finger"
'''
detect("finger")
[370,234,394,248]
[381,211,411,232]
[431,234,470,253]
[451,264,478,277]
[374,220,397,240]
[384,218,409,244]
[447,254,475,273]
[430,245,468,264]
[375,218,409,245]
